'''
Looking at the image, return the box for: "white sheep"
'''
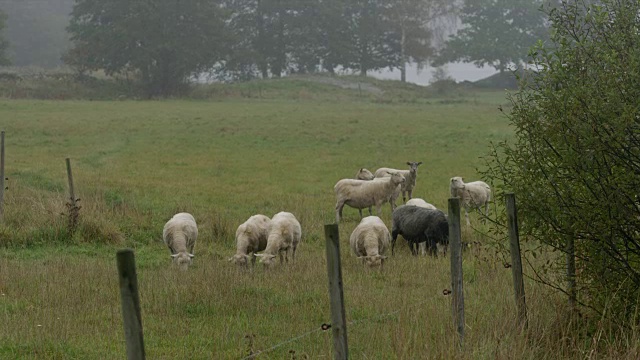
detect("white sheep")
[163,212,198,270]
[334,172,406,223]
[354,168,375,217]
[228,214,271,267]
[355,168,375,181]
[255,212,301,268]
[350,216,390,268]
[374,161,423,207]
[450,176,491,225]
[406,198,437,209]
[406,198,438,255]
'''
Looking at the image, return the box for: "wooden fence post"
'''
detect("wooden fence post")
[324,224,348,359]
[0,130,5,223]
[505,193,528,329]
[65,158,80,232]
[448,198,464,346]
[117,249,146,360]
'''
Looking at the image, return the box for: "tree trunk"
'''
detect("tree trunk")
[400,26,407,82]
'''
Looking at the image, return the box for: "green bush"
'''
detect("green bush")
[483,0,640,322]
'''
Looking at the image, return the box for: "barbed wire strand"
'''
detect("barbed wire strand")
[240,296,438,359]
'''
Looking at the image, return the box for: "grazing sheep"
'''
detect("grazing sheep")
[255,212,302,268]
[450,176,491,225]
[391,205,449,256]
[406,198,438,255]
[374,161,423,207]
[163,212,198,270]
[228,214,271,267]
[334,172,406,223]
[349,216,390,268]
[354,168,375,217]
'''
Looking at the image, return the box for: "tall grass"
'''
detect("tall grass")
[0,93,638,358]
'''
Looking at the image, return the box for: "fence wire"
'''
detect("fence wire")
[240,296,438,359]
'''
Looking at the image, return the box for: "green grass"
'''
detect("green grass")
[0,90,637,359]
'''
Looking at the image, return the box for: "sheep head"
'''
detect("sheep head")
[171,252,194,270]
[255,253,277,268]
[228,254,252,266]
[358,254,387,267]
[387,171,406,186]
[406,161,422,174]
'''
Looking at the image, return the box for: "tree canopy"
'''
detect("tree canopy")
[434,0,549,72]
[65,0,226,97]
[483,0,640,320]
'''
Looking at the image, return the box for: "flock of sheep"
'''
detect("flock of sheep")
[162,162,492,270]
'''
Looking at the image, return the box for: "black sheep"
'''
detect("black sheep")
[391,205,449,256]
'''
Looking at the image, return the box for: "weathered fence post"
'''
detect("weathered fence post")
[324,224,348,359]
[0,130,5,223]
[65,158,80,232]
[448,198,464,346]
[117,249,146,360]
[505,193,528,329]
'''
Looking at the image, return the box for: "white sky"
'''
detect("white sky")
[372,62,497,85]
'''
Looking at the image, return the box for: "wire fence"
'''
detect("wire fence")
[240,296,439,359]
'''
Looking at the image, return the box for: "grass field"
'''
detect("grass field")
[0,86,637,359]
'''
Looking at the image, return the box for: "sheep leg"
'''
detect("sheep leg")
[279,250,285,264]
[409,242,417,256]
[407,189,413,201]
[368,206,372,215]
[335,200,345,223]
[391,230,399,255]
[292,245,297,262]
[419,242,426,256]
[358,208,363,218]
[464,207,471,226]
[251,253,256,267]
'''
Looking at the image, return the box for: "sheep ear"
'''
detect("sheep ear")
[254,253,265,258]
[228,257,234,262]
[417,162,422,165]
[406,161,411,165]
[379,255,388,259]
[171,254,178,258]
[357,256,364,259]
[189,254,195,258]
[359,168,363,172]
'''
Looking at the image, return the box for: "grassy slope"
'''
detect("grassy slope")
[0,83,634,359]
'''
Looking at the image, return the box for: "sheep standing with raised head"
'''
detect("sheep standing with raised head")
[229,214,271,267]
[354,168,375,217]
[334,172,405,223]
[450,176,491,225]
[374,161,423,208]
[350,216,390,268]
[391,205,449,256]
[163,212,198,270]
[255,212,301,269]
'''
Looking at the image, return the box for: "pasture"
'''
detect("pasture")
[0,91,627,359]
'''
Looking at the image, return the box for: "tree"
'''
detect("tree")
[482,0,640,320]
[0,10,9,66]
[434,0,549,72]
[343,0,396,76]
[65,0,226,97]
[386,0,457,82]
